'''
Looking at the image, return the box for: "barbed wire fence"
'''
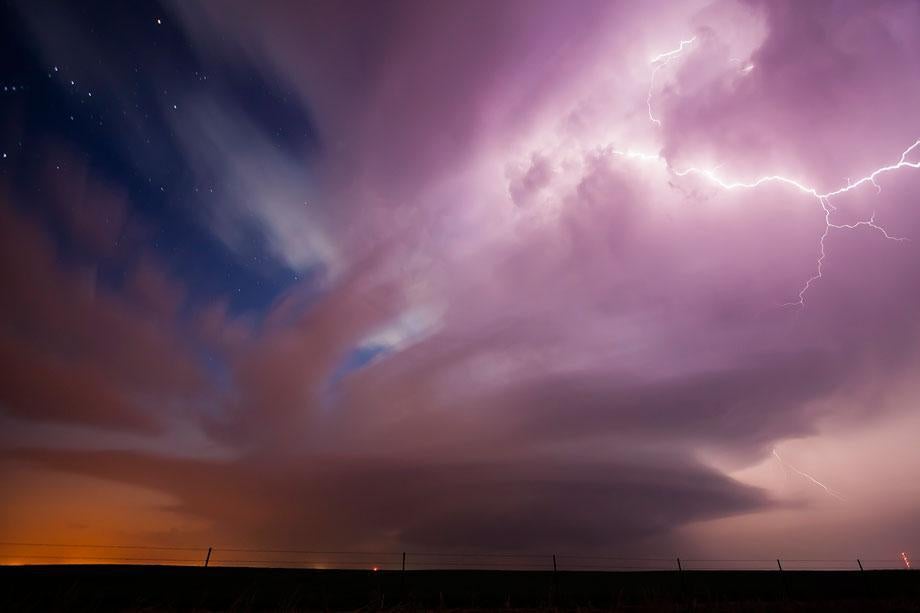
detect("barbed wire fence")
[0,542,913,572]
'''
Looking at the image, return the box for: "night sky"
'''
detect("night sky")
[2,0,920,563]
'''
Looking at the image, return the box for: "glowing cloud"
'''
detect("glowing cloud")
[622,37,920,305]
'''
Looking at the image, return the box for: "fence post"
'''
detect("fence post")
[400,552,406,600]
[551,554,558,608]
[204,547,212,567]
[776,558,787,601]
[676,557,682,572]
[857,559,864,572]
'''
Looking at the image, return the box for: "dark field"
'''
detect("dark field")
[2,565,919,612]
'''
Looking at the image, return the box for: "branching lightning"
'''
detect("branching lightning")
[673,142,918,305]
[647,37,696,127]
[772,449,845,501]
[627,37,920,305]
[592,35,919,536]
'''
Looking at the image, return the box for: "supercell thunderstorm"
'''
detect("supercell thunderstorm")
[6,0,920,563]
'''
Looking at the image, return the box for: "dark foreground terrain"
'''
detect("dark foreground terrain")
[2,565,919,612]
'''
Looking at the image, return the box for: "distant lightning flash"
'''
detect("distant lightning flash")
[729,57,756,73]
[628,37,920,305]
[647,37,696,127]
[772,449,845,501]
[901,552,912,569]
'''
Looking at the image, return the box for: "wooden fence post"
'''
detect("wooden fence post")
[400,551,406,597]
[551,554,558,608]
[776,558,787,601]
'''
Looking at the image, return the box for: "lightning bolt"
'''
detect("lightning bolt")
[901,551,912,569]
[772,448,845,501]
[647,37,696,127]
[606,141,917,304]
[673,143,917,305]
[628,37,920,305]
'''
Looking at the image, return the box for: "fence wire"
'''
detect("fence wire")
[0,541,913,572]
